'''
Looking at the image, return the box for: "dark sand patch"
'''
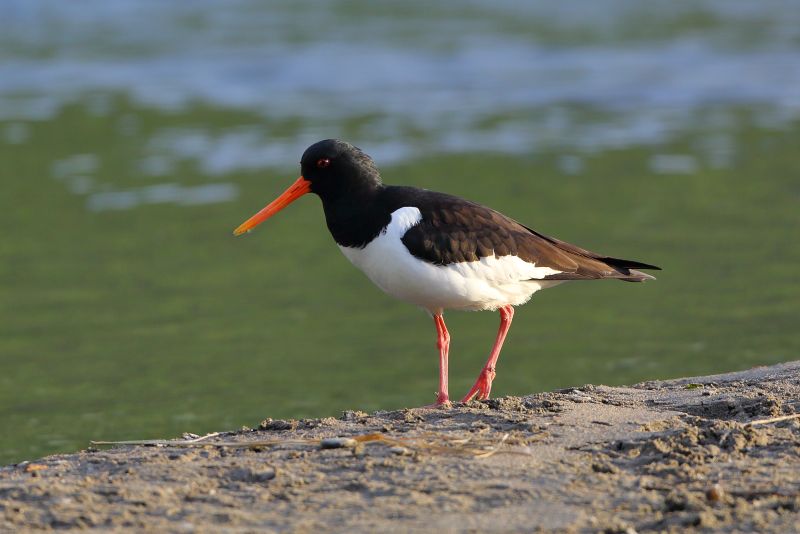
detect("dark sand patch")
[2,362,799,532]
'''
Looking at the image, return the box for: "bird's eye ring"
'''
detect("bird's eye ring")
[316,158,331,169]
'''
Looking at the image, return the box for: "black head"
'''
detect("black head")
[300,139,382,201]
[233,139,383,236]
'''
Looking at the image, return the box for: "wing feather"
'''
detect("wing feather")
[387,187,659,282]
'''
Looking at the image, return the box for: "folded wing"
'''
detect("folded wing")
[398,190,660,283]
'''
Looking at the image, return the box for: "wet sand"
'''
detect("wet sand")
[2,362,799,533]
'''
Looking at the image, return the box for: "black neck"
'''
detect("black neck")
[320,184,390,248]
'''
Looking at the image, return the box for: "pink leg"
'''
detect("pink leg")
[433,314,451,405]
[461,305,515,402]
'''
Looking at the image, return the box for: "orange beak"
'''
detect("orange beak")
[233,176,312,236]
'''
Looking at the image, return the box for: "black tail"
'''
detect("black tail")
[519,223,661,283]
[603,257,661,282]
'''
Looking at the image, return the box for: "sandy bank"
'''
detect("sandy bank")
[2,362,799,533]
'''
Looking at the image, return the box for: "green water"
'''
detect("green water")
[2,0,800,465]
[2,101,798,464]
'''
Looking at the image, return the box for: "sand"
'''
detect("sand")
[2,362,799,533]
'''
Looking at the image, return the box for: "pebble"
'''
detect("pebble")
[260,419,296,431]
[341,410,368,421]
[706,483,725,502]
[25,463,48,474]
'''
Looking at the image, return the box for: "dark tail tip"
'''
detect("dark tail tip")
[609,259,661,271]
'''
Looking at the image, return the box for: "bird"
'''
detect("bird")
[234,139,660,406]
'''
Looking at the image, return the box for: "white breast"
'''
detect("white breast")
[338,207,563,315]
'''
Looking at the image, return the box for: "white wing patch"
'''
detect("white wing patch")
[339,207,563,313]
[384,206,423,235]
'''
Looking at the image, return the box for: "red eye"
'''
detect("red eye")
[316,158,331,169]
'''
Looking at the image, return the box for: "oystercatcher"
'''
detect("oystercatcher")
[234,139,660,406]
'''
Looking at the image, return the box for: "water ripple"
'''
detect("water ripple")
[2,0,799,169]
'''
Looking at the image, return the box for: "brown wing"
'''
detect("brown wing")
[397,189,660,282]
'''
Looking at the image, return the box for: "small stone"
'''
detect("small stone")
[25,463,48,473]
[320,437,358,449]
[230,467,276,483]
[316,417,339,427]
[592,461,618,474]
[341,410,369,421]
[389,446,412,456]
[260,419,296,431]
[706,483,725,502]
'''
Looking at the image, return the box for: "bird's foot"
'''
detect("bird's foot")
[460,366,496,402]
[420,392,452,409]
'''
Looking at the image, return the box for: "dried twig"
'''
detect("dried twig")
[91,431,527,458]
[91,437,313,448]
[91,432,223,446]
[474,433,510,459]
[745,413,800,427]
